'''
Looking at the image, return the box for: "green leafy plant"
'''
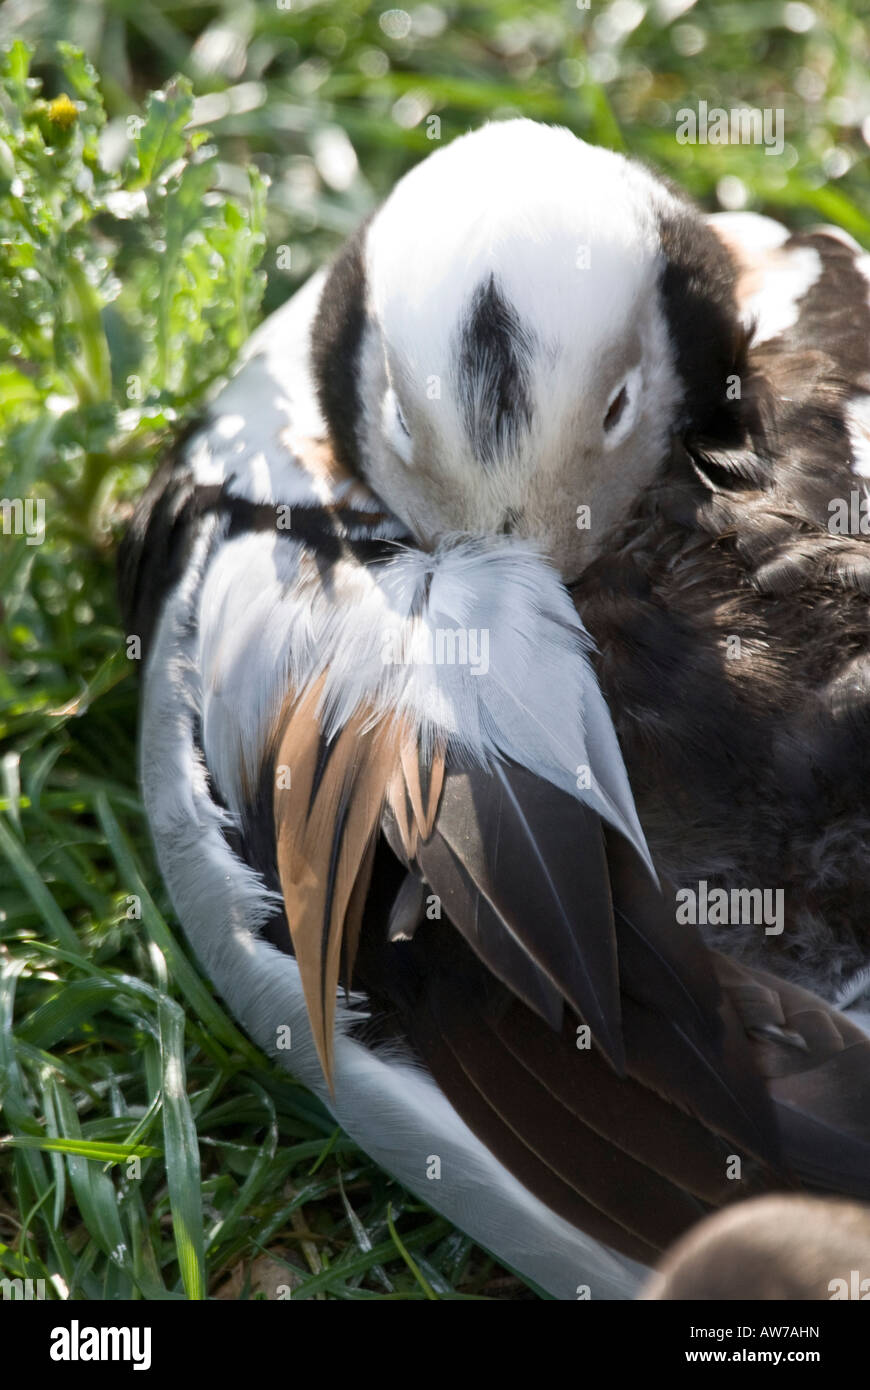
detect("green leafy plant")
[0,39,265,529]
[0,37,266,759]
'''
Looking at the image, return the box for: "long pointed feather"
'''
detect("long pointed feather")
[273,697,391,1085]
[409,762,624,1067]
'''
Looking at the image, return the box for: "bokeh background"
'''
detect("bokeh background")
[7,0,870,307]
[0,0,868,1302]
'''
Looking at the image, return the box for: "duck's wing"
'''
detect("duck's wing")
[121,270,870,1300]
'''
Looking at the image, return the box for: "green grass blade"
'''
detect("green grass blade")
[157,994,206,1299]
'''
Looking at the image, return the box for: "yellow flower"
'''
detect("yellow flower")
[48,94,78,129]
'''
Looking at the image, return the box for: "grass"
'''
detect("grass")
[0,0,868,1300]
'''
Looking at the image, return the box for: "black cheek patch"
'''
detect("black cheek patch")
[657,203,745,435]
[310,214,373,477]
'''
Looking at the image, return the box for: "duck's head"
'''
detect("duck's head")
[312,118,743,581]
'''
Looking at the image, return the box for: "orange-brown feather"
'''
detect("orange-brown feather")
[271,687,445,1089]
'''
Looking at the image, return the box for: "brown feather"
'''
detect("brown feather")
[399,739,427,833]
[342,833,377,991]
[272,694,446,1088]
[387,767,417,860]
[274,694,389,1086]
[422,745,445,839]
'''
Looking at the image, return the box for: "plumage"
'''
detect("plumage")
[571,214,870,1003]
[642,1193,870,1300]
[412,763,625,1065]
[271,683,447,1086]
[272,683,387,1086]
[119,119,870,1298]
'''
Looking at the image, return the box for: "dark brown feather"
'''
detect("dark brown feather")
[408,762,625,1068]
[713,952,870,1196]
[353,894,783,1263]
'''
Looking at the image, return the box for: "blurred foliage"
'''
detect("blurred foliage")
[4,0,869,311]
[0,0,868,1301]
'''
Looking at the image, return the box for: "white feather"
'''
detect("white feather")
[197,531,652,872]
[706,211,790,255]
[847,395,870,476]
[366,119,678,405]
[185,269,389,511]
[706,211,823,346]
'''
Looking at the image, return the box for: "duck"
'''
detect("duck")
[641,1193,870,1300]
[119,119,870,1300]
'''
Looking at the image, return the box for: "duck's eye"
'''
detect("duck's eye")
[383,386,414,464]
[603,384,628,433]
